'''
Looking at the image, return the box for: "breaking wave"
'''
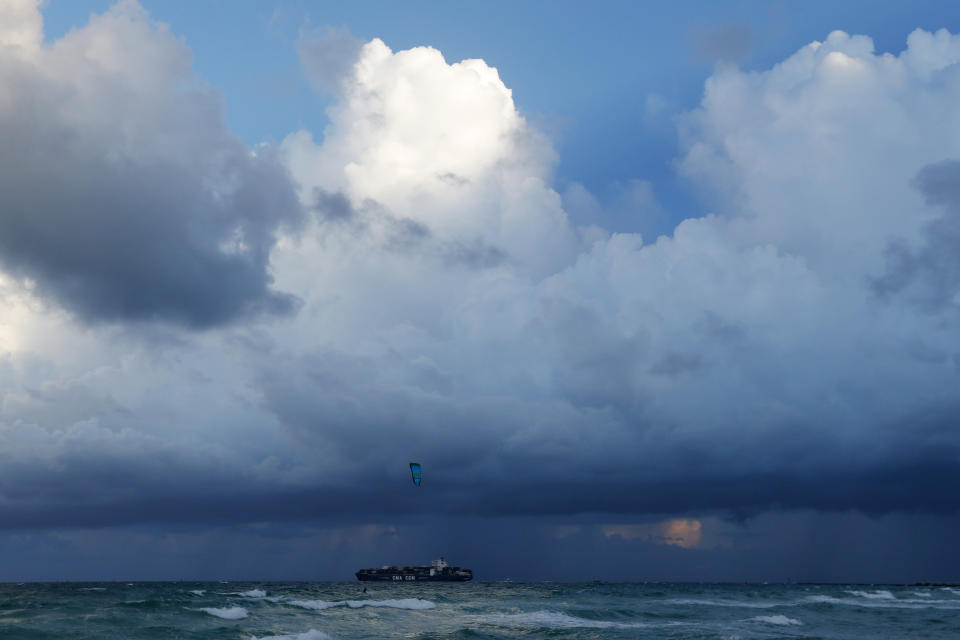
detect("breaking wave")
[845,590,895,599]
[807,595,960,610]
[666,598,779,609]
[750,615,802,625]
[251,632,333,640]
[286,598,436,611]
[480,611,647,629]
[198,606,249,620]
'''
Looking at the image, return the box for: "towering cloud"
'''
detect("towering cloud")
[679,29,960,278]
[284,37,580,279]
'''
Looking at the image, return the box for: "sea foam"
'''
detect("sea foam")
[252,632,333,640]
[751,615,802,625]
[198,606,249,620]
[238,589,268,598]
[806,594,960,610]
[287,598,435,611]
[846,590,895,600]
[481,610,647,629]
[667,598,778,609]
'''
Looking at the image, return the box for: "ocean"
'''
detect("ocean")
[1,581,958,639]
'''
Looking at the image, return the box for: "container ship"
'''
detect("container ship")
[355,557,473,582]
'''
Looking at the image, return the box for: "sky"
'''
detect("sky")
[0,0,959,582]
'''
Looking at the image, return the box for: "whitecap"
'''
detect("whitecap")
[480,610,647,629]
[750,615,802,626]
[807,595,843,604]
[251,632,332,640]
[198,606,248,620]
[238,589,267,598]
[845,590,895,600]
[286,598,435,611]
[78,587,106,591]
[189,590,205,596]
[912,591,932,597]
[666,598,778,609]
[806,594,960,610]
[287,600,337,611]
[348,599,435,610]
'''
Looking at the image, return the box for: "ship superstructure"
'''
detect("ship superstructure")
[355,557,473,582]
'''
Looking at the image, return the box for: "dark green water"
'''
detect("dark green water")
[0,581,958,639]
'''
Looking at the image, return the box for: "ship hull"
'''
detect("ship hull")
[355,572,472,582]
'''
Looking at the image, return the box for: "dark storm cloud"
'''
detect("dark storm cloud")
[874,160,960,312]
[0,406,956,528]
[0,337,957,567]
[2,509,958,582]
[0,513,926,580]
[228,349,960,524]
[0,146,302,327]
[0,9,303,328]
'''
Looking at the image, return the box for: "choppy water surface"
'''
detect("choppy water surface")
[1,581,958,639]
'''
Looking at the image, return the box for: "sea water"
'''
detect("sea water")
[1,581,958,639]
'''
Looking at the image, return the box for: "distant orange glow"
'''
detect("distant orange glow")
[602,519,703,548]
[663,519,702,548]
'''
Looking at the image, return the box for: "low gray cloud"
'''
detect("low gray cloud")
[649,352,701,376]
[2,510,958,582]
[874,160,960,312]
[0,4,303,328]
[441,240,508,269]
[312,188,357,222]
[0,144,302,327]
[309,188,507,268]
